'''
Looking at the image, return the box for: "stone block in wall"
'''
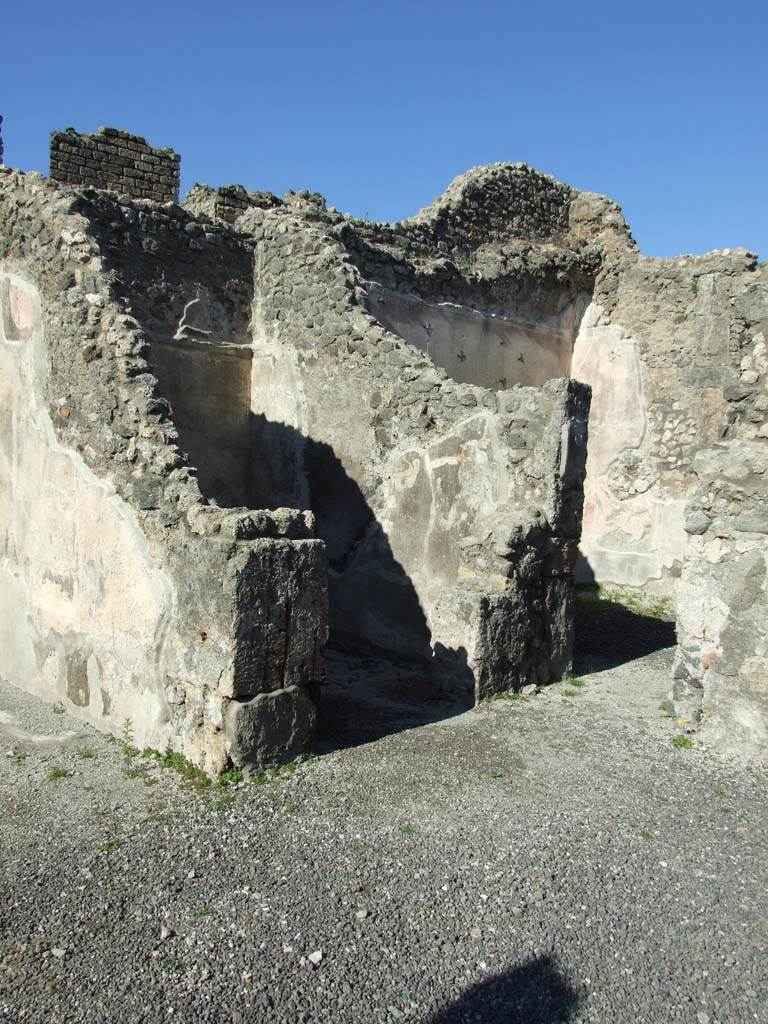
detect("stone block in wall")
[49,126,180,202]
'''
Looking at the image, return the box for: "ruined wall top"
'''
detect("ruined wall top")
[49,126,180,203]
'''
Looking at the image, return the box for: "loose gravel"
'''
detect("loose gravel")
[1,605,766,1024]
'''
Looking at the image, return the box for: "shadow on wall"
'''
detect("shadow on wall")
[248,412,476,697]
[249,413,478,747]
[145,339,472,694]
[423,954,579,1024]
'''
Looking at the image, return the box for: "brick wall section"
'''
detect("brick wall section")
[49,126,180,202]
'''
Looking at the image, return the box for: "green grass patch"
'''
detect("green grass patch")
[672,735,693,749]
[218,766,244,787]
[578,584,672,620]
[142,749,212,790]
[46,766,70,781]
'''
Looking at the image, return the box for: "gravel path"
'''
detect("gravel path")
[1,604,766,1024]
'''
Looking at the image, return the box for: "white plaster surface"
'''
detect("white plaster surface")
[572,304,687,590]
[0,271,176,749]
[366,285,575,390]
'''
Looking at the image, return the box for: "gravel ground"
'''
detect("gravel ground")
[1,602,766,1024]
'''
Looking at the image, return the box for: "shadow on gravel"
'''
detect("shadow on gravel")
[573,589,676,674]
[314,649,473,754]
[424,954,579,1024]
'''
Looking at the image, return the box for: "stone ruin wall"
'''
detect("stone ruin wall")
[573,239,768,757]
[0,167,327,774]
[241,188,591,698]
[2,136,767,762]
[0,158,593,772]
[206,162,768,758]
[49,127,180,203]
[669,263,768,758]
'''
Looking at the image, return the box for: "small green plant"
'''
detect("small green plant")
[400,824,416,835]
[562,687,579,698]
[486,770,504,779]
[692,280,699,296]
[566,677,586,689]
[672,735,693,749]
[121,719,138,759]
[11,749,28,765]
[159,956,185,973]
[196,906,213,918]
[218,766,244,787]
[142,748,211,789]
[51,703,65,715]
[99,840,121,854]
[46,766,70,781]
[639,829,652,842]
[76,746,96,759]
[216,791,235,812]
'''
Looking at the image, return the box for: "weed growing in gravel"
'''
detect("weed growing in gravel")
[121,719,139,759]
[99,840,121,854]
[218,766,244,787]
[672,735,694,749]
[486,770,504,779]
[46,766,70,781]
[11,749,28,765]
[196,906,214,918]
[76,746,95,759]
[400,824,416,835]
[568,677,586,689]
[638,830,652,842]
[159,956,185,973]
[562,688,579,698]
[142,749,212,790]
[148,810,173,824]
[51,703,65,715]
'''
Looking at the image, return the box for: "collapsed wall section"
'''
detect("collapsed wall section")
[0,168,327,773]
[244,195,590,700]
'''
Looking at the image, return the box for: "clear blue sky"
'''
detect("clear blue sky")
[4,0,766,258]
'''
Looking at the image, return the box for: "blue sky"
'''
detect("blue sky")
[3,0,766,258]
